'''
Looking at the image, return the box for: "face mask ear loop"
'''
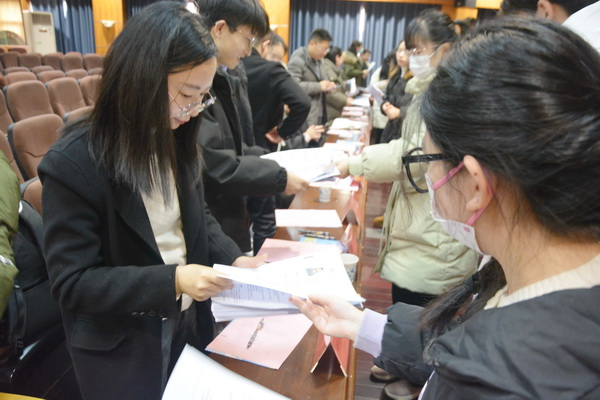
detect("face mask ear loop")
[466,168,494,226]
[432,161,464,190]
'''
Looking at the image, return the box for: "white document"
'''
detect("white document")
[367,83,384,105]
[367,61,376,71]
[212,252,364,321]
[351,94,371,108]
[329,118,364,130]
[260,148,345,182]
[162,344,290,400]
[346,77,359,97]
[275,209,342,228]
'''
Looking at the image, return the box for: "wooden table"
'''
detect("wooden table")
[211,181,368,400]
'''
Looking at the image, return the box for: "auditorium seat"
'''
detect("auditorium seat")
[37,70,65,83]
[0,130,24,183]
[46,77,87,119]
[63,105,93,122]
[7,114,63,180]
[61,52,83,71]
[0,90,14,135]
[30,65,53,74]
[0,52,19,69]
[17,53,42,69]
[41,52,63,70]
[4,80,54,122]
[78,75,101,106]
[83,53,104,71]
[2,66,30,75]
[65,68,88,80]
[5,71,37,85]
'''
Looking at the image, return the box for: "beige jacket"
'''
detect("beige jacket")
[348,73,478,295]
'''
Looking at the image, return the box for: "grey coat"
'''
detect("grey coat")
[288,47,328,126]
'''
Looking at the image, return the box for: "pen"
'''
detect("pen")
[246,318,265,349]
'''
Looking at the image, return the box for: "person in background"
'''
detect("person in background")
[336,10,478,399]
[537,0,600,52]
[322,46,353,122]
[292,17,600,399]
[243,31,310,151]
[341,40,369,87]
[288,29,337,126]
[502,0,600,52]
[261,32,288,64]
[500,0,537,14]
[380,40,413,144]
[195,0,308,254]
[38,3,263,399]
[369,50,398,145]
[0,151,19,317]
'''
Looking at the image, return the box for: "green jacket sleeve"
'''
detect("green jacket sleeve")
[0,152,20,315]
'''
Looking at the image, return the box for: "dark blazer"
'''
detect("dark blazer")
[242,49,310,148]
[38,126,242,400]
[198,69,287,252]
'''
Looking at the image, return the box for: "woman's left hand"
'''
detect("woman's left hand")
[232,254,267,269]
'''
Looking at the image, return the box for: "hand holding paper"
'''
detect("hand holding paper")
[289,294,364,341]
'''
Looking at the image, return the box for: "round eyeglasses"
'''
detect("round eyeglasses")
[401,147,452,193]
[169,91,216,118]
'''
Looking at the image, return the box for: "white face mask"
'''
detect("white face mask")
[408,46,441,79]
[425,168,490,256]
[409,54,433,79]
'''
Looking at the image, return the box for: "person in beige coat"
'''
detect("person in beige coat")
[336,10,477,399]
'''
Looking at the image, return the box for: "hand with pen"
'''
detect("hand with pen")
[247,318,265,349]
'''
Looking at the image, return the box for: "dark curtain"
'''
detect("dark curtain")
[32,0,95,53]
[362,2,437,76]
[290,0,362,56]
[126,0,160,18]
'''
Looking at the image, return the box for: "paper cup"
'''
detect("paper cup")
[340,253,359,282]
[318,186,332,203]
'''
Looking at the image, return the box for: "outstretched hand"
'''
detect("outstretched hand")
[232,254,267,269]
[289,294,364,341]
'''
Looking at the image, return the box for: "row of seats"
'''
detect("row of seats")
[1,76,99,133]
[1,51,104,75]
[4,68,100,85]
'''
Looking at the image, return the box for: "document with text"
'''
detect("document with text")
[260,147,345,182]
[211,252,364,321]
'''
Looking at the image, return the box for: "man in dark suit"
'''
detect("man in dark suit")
[196,0,308,254]
[242,33,311,151]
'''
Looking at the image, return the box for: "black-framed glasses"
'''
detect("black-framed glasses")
[401,147,451,193]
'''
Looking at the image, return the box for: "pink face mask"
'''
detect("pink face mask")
[425,161,493,256]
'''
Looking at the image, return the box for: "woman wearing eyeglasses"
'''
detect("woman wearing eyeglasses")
[336,10,477,398]
[294,17,600,399]
[38,3,262,400]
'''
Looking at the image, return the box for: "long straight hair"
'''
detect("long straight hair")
[84,1,216,200]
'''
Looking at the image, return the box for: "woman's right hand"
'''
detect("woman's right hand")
[382,103,400,120]
[335,157,350,178]
[290,294,364,341]
[175,264,233,302]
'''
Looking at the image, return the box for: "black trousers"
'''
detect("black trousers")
[391,284,437,307]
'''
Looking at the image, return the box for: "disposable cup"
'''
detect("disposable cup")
[318,186,332,202]
[340,253,359,282]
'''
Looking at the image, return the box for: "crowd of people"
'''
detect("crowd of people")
[1,0,599,399]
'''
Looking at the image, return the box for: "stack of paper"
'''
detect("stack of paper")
[260,147,345,182]
[163,345,289,400]
[211,252,364,322]
[256,238,341,263]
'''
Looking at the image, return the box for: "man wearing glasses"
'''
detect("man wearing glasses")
[288,29,338,126]
[195,0,309,254]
